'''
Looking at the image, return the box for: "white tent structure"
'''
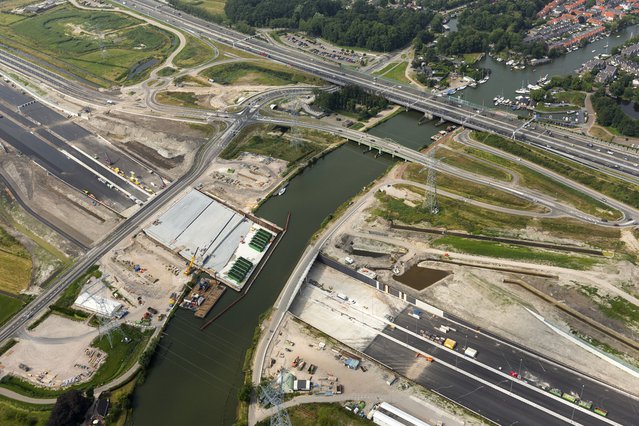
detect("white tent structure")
[73,292,123,317]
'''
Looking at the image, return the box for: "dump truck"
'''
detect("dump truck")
[443,338,457,350]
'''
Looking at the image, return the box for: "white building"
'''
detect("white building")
[74,292,123,317]
[372,402,432,426]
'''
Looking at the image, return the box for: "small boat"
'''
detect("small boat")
[592,49,596,53]
[515,88,530,94]
[277,184,288,196]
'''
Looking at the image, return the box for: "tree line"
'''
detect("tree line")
[313,85,389,120]
[225,0,435,51]
[592,89,639,137]
[432,0,548,56]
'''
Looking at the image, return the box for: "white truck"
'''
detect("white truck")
[464,347,478,358]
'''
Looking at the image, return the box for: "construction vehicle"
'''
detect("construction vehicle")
[184,248,199,276]
[443,338,457,350]
[415,353,434,362]
[464,347,478,358]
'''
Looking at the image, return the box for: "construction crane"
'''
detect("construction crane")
[184,247,199,276]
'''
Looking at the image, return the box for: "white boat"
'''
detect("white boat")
[469,82,477,88]
[478,78,488,84]
[592,49,596,53]
[515,88,530,94]
[277,185,287,196]
[457,85,467,90]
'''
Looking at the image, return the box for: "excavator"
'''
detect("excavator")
[415,353,434,363]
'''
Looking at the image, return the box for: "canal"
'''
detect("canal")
[132,143,395,424]
[452,25,639,107]
[130,26,639,424]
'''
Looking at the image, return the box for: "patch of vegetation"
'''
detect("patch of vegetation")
[0,325,152,398]
[433,236,597,269]
[157,67,177,77]
[0,5,177,86]
[471,131,631,215]
[156,90,202,108]
[54,265,101,309]
[167,0,226,23]
[0,226,32,294]
[403,165,541,211]
[48,389,91,426]
[373,187,623,251]
[221,125,343,173]
[591,88,639,137]
[0,395,50,426]
[555,90,586,107]
[0,294,25,326]
[225,0,434,51]
[463,53,483,64]
[102,375,137,426]
[436,147,512,181]
[188,122,216,137]
[200,61,321,86]
[314,85,389,121]
[0,339,17,357]
[578,286,639,326]
[256,403,373,426]
[374,62,409,84]
[175,74,210,86]
[174,34,216,68]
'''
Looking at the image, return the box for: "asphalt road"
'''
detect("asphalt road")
[0,108,133,210]
[390,309,639,424]
[123,0,639,187]
[365,336,593,426]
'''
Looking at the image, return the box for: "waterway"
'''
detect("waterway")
[131,143,395,425]
[452,24,639,108]
[130,25,639,424]
[620,100,639,120]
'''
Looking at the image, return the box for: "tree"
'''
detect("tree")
[238,383,253,403]
[47,390,92,426]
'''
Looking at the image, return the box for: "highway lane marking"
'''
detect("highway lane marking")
[308,287,619,425]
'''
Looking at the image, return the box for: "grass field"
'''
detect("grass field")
[435,147,512,181]
[156,90,203,108]
[0,294,25,327]
[555,90,586,107]
[471,131,639,213]
[173,0,226,16]
[0,395,50,426]
[373,61,410,84]
[221,125,343,173]
[0,324,151,398]
[201,61,322,86]
[403,164,542,211]
[373,187,624,251]
[257,403,373,426]
[432,236,598,269]
[173,35,216,68]
[463,53,483,64]
[589,125,615,142]
[0,5,176,86]
[580,286,639,327]
[0,227,32,294]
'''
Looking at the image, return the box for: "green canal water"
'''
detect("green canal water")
[132,142,402,425]
[131,27,639,421]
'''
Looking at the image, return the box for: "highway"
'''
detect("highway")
[121,0,639,187]
[252,115,639,226]
[388,309,639,425]
[0,117,241,344]
[0,3,636,424]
